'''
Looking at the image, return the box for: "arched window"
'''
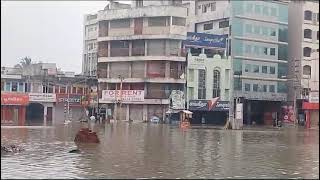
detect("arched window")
[303,65,311,75]
[212,70,221,98]
[303,47,312,57]
[198,69,206,99]
[304,29,312,39]
[304,10,312,20]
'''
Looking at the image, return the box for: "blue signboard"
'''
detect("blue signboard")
[184,32,228,48]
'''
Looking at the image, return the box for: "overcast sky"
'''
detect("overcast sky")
[1,1,130,74]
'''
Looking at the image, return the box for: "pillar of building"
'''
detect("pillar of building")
[144,61,148,78]
[129,41,132,56]
[52,106,56,125]
[144,40,148,56]
[129,62,132,78]
[165,61,170,78]
[143,105,148,122]
[108,41,111,57]
[107,63,110,78]
[43,104,47,126]
[126,104,130,121]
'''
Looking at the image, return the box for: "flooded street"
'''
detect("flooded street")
[1,122,319,179]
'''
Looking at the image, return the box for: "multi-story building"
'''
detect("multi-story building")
[96,0,188,122]
[288,0,319,127]
[82,13,98,77]
[185,0,289,126]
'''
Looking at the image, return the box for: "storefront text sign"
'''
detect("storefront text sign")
[29,93,56,102]
[56,94,82,106]
[185,32,227,48]
[1,93,29,105]
[102,90,144,102]
[189,100,208,111]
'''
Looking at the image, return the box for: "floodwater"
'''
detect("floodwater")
[1,122,319,179]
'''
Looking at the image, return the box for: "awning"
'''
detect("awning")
[182,110,193,114]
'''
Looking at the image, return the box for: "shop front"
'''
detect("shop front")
[302,102,319,128]
[27,93,56,126]
[189,99,229,125]
[1,92,29,126]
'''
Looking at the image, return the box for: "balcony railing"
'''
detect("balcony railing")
[132,47,145,56]
[110,48,129,57]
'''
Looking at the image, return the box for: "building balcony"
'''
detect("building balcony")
[98,5,187,21]
[98,98,170,105]
[98,77,185,84]
[234,90,287,101]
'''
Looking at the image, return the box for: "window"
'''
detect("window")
[263,85,267,92]
[210,2,216,11]
[212,70,221,98]
[172,17,186,26]
[263,6,269,16]
[136,0,143,7]
[263,47,268,55]
[11,82,17,92]
[269,85,275,93]
[270,28,276,36]
[247,4,253,13]
[5,82,10,91]
[60,86,66,94]
[270,48,275,56]
[303,65,311,75]
[253,65,259,73]
[246,24,252,33]
[262,66,268,73]
[188,87,194,99]
[198,69,206,99]
[253,84,258,92]
[255,5,261,14]
[189,69,194,82]
[148,17,167,27]
[270,7,277,16]
[24,83,30,92]
[245,45,251,53]
[304,29,312,39]
[245,64,251,72]
[270,66,275,74]
[110,19,130,28]
[18,82,24,92]
[202,4,208,13]
[254,46,260,55]
[245,83,251,92]
[304,10,312,20]
[219,20,229,28]
[1,81,4,91]
[303,47,311,57]
[317,31,319,40]
[204,23,213,30]
[254,26,260,34]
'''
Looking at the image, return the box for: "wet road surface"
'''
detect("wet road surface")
[1,122,319,179]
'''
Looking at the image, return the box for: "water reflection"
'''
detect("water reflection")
[1,122,319,179]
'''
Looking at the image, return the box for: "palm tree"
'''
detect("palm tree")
[14,56,32,74]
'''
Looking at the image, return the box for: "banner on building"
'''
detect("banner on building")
[170,90,185,110]
[184,32,228,48]
[235,103,243,120]
[281,105,294,123]
[29,93,56,102]
[102,90,144,102]
[1,92,29,105]
[189,98,229,111]
[56,94,82,106]
[309,91,319,103]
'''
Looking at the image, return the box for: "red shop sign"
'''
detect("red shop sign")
[1,92,29,105]
[302,102,319,110]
